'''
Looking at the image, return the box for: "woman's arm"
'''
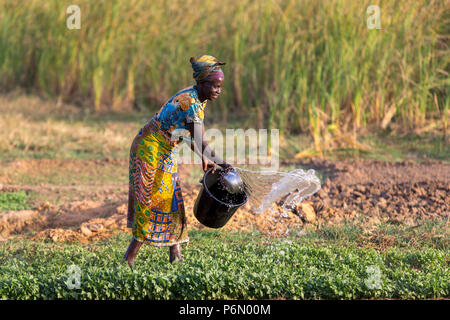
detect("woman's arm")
[186,122,231,172]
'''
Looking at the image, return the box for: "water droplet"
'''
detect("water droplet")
[234,167,321,216]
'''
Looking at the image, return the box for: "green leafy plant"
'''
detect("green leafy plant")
[0,191,30,211]
[0,230,448,299]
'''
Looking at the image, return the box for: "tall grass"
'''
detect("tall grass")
[0,0,447,143]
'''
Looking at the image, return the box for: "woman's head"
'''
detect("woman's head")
[190,55,225,101]
[196,77,224,101]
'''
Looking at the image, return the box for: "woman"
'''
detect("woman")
[124,55,231,267]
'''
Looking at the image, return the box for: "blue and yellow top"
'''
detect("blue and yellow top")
[150,86,206,142]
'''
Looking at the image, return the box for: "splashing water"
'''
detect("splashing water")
[234,167,321,215]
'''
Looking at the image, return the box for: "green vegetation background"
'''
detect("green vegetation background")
[0,0,447,135]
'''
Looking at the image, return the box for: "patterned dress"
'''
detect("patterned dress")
[127,86,206,246]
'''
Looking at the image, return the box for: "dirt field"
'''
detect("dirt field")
[0,158,448,243]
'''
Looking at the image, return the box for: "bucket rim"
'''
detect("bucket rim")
[202,168,248,207]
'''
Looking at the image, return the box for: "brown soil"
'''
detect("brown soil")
[0,159,448,243]
[299,159,449,228]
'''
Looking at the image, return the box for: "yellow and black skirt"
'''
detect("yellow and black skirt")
[127,121,189,246]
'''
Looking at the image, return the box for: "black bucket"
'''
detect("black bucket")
[194,168,248,228]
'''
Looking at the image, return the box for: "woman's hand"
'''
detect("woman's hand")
[202,156,217,173]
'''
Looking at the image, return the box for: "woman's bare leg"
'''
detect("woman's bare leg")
[169,244,183,263]
[124,238,143,268]
[127,189,135,228]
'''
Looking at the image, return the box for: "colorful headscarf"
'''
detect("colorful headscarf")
[190,55,225,82]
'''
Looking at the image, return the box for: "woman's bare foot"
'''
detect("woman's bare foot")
[169,244,183,263]
[124,238,142,268]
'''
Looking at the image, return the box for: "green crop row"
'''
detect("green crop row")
[0,231,448,299]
